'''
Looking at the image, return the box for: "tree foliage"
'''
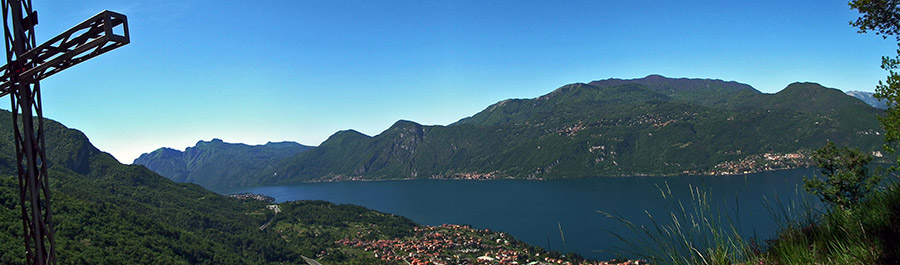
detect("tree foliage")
[852,0,900,162]
[803,141,882,209]
[851,0,900,38]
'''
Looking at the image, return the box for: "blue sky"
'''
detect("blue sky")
[16,0,897,163]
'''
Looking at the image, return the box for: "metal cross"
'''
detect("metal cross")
[0,1,129,264]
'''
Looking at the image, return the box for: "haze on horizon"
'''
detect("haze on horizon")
[9,0,895,163]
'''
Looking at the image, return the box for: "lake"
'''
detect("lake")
[220,169,816,260]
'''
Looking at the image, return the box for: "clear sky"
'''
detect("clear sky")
[14,0,897,163]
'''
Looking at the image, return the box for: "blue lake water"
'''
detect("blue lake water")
[221,169,816,260]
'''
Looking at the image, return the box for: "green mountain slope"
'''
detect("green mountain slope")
[259,75,886,184]
[0,112,416,264]
[133,139,313,190]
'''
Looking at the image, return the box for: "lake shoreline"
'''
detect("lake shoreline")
[270,166,814,185]
[215,167,814,195]
[219,169,813,260]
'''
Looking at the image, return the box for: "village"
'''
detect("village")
[338,224,642,265]
[708,152,813,175]
[227,192,275,202]
[430,172,502,180]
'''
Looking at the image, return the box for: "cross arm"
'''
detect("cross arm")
[0,10,129,96]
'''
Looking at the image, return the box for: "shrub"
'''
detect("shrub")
[803,141,882,210]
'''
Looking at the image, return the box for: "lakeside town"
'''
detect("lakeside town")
[337,224,642,265]
[706,152,814,175]
[227,192,275,202]
[430,171,506,180]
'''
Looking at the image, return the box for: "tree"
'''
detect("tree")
[851,0,900,38]
[803,141,882,209]
[852,1,900,160]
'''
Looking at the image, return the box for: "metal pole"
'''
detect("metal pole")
[4,0,55,263]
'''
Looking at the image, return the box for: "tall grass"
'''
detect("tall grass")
[599,182,758,265]
[601,179,900,264]
[761,185,818,233]
[761,181,900,264]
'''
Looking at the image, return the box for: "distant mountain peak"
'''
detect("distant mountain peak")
[390,120,423,128]
[776,82,831,96]
[783,82,826,89]
[643,74,667,80]
[590,75,755,89]
[320,130,372,146]
[846,90,889,110]
[332,129,369,138]
[775,82,855,100]
[196,138,226,146]
[135,139,314,189]
[760,82,879,114]
[158,147,181,152]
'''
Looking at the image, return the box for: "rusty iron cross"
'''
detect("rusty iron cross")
[0,0,129,264]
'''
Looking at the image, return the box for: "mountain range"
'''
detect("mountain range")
[0,110,424,264]
[136,75,888,189]
[0,111,605,264]
[846,90,890,109]
[133,139,313,190]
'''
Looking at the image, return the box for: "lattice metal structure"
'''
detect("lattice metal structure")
[0,1,129,264]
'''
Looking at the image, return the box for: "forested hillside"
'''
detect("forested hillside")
[257,76,885,184]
